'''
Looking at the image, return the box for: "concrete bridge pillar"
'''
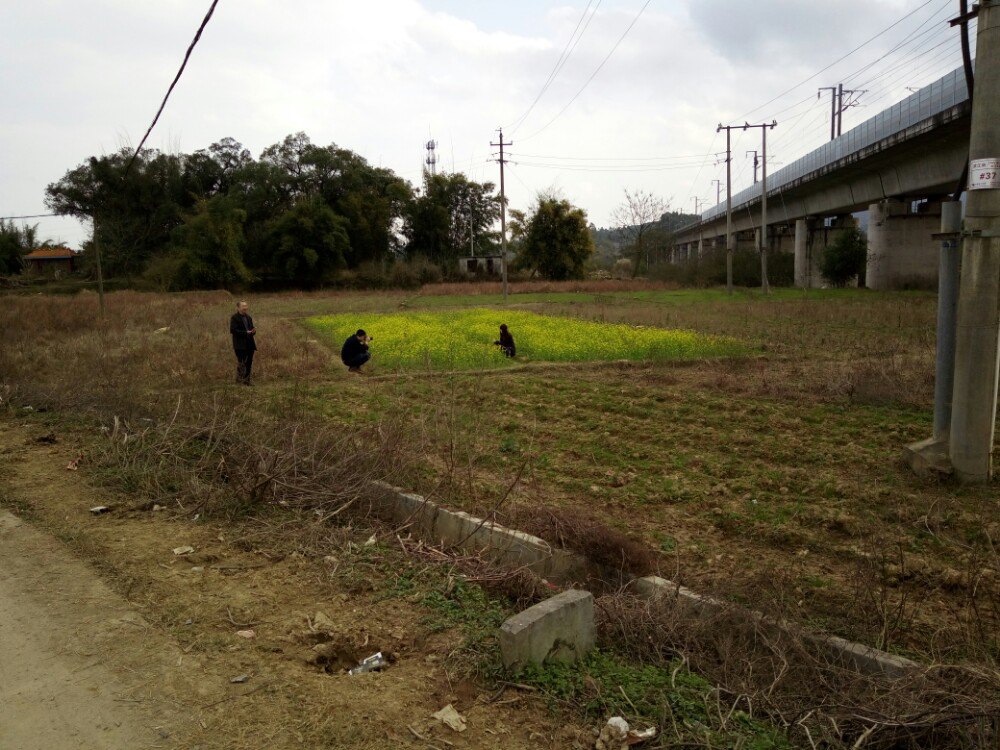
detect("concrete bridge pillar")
[794,219,822,288]
[795,216,859,288]
[866,201,941,290]
[736,231,756,253]
[771,225,794,256]
[794,219,808,287]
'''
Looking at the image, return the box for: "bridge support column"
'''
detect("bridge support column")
[794,219,823,288]
[866,200,941,290]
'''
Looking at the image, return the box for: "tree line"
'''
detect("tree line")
[41,133,519,289]
[34,133,612,289]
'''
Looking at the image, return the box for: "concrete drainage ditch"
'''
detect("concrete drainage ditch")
[369,481,918,678]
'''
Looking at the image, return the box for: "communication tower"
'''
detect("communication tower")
[424,139,438,176]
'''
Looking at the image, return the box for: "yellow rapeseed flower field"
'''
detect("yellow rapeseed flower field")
[306,309,746,371]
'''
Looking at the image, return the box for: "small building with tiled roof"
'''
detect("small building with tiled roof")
[23,246,77,276]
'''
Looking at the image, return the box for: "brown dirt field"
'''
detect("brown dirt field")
[0,419,590,750]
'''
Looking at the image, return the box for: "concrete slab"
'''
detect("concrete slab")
[632,575,918,678]
[369,482,588,581]
[903,437,953,478]
[499,590,595,670]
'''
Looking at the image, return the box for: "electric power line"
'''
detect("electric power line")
[737,0,942,120]
[0,213,60,220]
[512,160,710,172]
[519,0,654,143]
[506,151,712,162]
[508,0,602,134]
[681,131,720,209]
[122,0,220,177]
[755,33,965,187]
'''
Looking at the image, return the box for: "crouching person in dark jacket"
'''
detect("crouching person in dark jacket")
[230,300,257,385]
[494,323,516,358]
[341,329,371,372]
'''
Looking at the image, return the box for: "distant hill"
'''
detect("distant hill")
[590,211,699,265]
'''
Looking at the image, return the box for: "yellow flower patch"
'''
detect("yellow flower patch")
[306,309,745,371]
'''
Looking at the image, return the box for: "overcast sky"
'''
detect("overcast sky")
[2,0,968,248]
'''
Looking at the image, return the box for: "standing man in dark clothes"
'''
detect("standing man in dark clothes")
[494,323,516,358]
[230,300,257,385]
[341,329,371,372]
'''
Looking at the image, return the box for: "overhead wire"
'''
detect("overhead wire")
[837,0,955,86]
[680,131,720,210]
[519,0,654,143]
[122,0,220,177]
[762,0,953,154]
[506,151,713,162]
[504,0,960,218]
[737,0,942,120]
[751,13,964,190]
[856,37,963,108]
[507,0,602,134]
[731,36,964,199]
[512,160,714,173]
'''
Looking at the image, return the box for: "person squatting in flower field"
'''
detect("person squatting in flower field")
[341,328,372,372]
[494,323,515,358]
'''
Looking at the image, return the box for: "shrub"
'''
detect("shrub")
[612,258,633,279]
[387,256,442,289]
[821,227,868,287]
[649,249,794,288]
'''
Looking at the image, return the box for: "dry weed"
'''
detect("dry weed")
[597,591,1000,749]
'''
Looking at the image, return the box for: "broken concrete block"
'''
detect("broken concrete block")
[499,589,594,670]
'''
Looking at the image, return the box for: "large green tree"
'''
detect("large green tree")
[43,133,512,289]
[519,197,594,280]
[405,172,500,265]
[45,148,191,277]
[168,197,252,290]
[0,220,38,275]
[264,196,350,284]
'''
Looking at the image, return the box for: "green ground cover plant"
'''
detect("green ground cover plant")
[306,308,746,370]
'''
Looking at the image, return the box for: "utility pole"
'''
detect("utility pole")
[93,211,105,319]
[759,121,776,294]
[490,128,512,302]
[693,197,708,261]
[949,0,1000,483]
[721,121,777,293]
[711,179,722,205]
[716,124,737,294]
[746,150,760,184]
[818,86,838,141]
[719,120,778,294]
[819,85,866,140]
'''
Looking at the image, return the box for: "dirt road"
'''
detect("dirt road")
[0,510,193,749]
[0,419,586,749]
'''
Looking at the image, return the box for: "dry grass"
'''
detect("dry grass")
[597,592,999,750]
[0,290,330,417]
[2,286,998,749]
